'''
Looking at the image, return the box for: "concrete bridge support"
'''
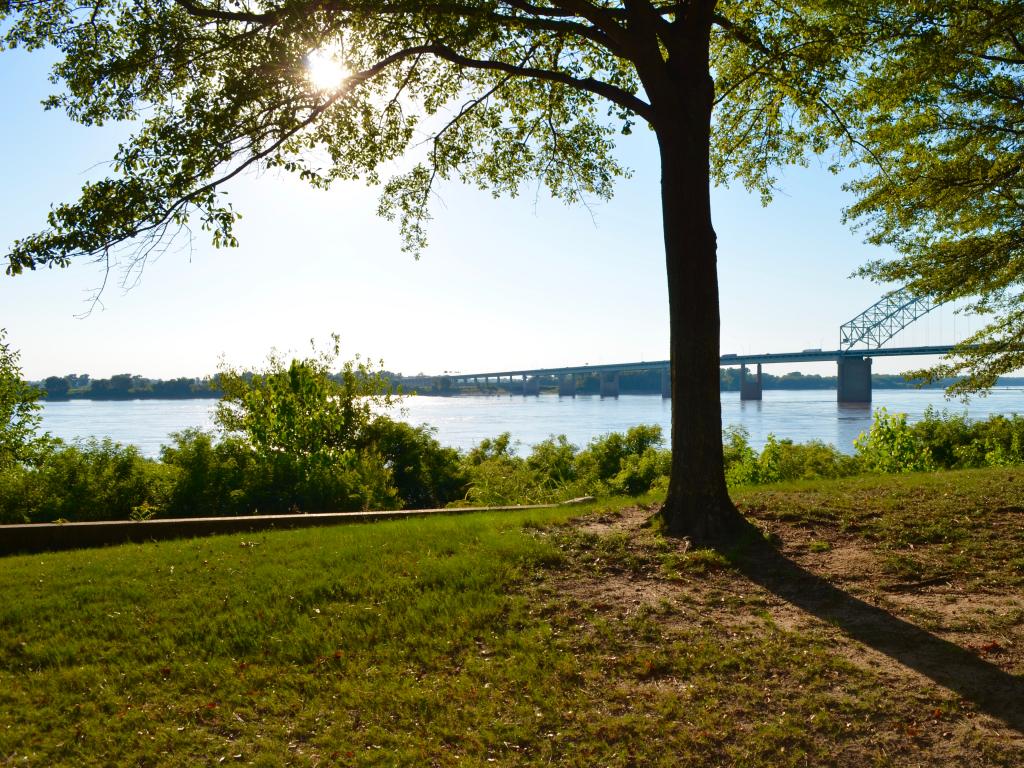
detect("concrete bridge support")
[740,363,763,401]
[559,374,576,397]
[837,356,872,403]
[661,369,671,399]
[522,376,540,396]
[600,372,620,399]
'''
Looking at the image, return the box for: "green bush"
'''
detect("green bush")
[576,425,664,487]
[722,409,1024,490]
[854,408,935,473]
[723,427,858,486]
[0,438,176,524]
[159,430,256,517]
[0,329,50,469]
[460,426,671,506]
[191,338,405,514]
[159,420,466,517]
[8,373,1024,523]
[0,464,43,524]
[908,407,975,469]
[909,408,1024,469]
[610,446,671,496]
[1,341,472,522]
[526,434,579,490]
[459,433,548,506]
[364,418,467,509]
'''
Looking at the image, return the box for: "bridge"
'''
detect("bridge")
[401,289,950,403]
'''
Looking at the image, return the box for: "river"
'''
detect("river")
[36,388,1024,459]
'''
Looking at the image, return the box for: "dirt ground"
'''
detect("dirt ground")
[550,504,1024,763]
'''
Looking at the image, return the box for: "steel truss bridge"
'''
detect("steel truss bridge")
[403,288,948,403]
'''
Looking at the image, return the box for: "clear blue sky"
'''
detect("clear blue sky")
[0,47,988,381]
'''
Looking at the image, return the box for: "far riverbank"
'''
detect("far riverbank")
[35,371,1024,400]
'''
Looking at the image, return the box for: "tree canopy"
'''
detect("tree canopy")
[846,0,1024,393]
[0,0,871,273]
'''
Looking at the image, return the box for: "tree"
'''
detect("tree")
[211,337,401,511]
[0,0,880,539]
[846,1,1024,395]
[215,336,392,458]
[43,375,71,399]
[0,329,45,468]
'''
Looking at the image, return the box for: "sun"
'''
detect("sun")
[306,44,350,92]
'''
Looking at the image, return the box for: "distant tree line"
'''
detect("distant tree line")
[31,367,1024,400]
[35,373,221,400]
[33,369,409,400]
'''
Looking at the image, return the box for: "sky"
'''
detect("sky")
[0,46,991,381]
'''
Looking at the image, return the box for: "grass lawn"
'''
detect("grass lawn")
[1,469,1022,766]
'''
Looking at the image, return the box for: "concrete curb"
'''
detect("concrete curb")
[0,501,592,557]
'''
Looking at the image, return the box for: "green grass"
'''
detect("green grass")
[1,475,1022,766]
[0,506,587,766]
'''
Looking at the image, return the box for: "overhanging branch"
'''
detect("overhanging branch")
[420,42,653,122]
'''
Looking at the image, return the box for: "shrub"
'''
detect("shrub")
[758,435,860,482]
[724,427,860,487]
[0,438,177,524]
[576,425,664,487]
[909,407,974,469]
[526,434,579,490]
[854,408,935,473]
[159,430,254,517]
[0,329,49,469]
[459,433,547,506]
[461,426,672,506]
[215,336,391,460]
[183,338,407,514]
[610,446,671,495]
[723,426,759,486]
[362,418,467,509]
[0,464,43,524]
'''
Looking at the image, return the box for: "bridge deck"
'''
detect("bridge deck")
[412,345,957,383]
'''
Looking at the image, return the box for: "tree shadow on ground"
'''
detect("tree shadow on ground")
[734,538,1024,734]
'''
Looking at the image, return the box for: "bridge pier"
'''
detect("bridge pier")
[740,363,763,401]
[559,374,576,397]
[600,371,620,399]
[522,376,540,396]
[661,369,671,399]
[837,356,872,403]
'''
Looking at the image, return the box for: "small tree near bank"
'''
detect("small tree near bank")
[215,337,391,461]
[2,0,915,540]
[211,337,401,512]
[0,329,46,469]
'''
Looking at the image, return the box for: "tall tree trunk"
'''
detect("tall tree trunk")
[653,43,749,542]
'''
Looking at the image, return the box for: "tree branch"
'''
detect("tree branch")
[711,11,772,57]
[420,41,653,122]
[172,0,277,25]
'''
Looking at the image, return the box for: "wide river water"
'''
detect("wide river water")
[37,387,1024,458]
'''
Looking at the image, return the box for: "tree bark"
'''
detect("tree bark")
[650,26,750,542]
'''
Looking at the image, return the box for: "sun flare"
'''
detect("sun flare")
[306,45,350,92]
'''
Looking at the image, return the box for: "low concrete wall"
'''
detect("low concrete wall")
[0,503,567,557]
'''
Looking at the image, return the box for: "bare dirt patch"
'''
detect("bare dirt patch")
[575,504,656,535]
